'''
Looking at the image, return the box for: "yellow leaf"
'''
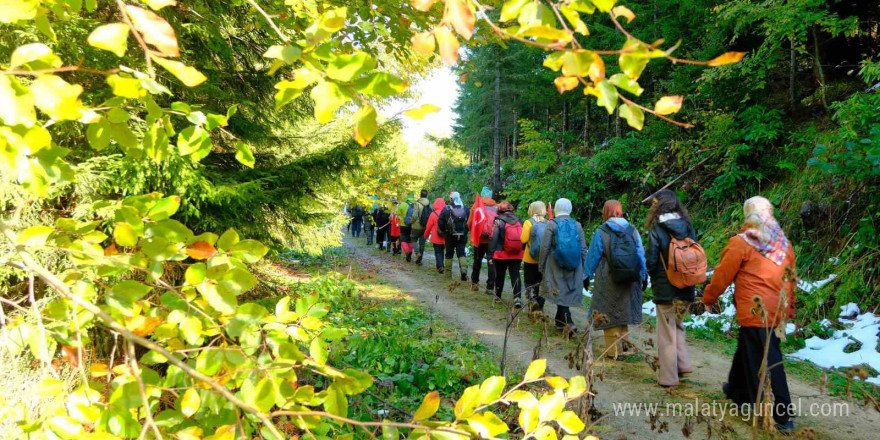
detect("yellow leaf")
[411,31,435,55]
[447,0,475,40]
[611,5,635,24]
[434,26,460,66]
[153,56,207,87]
[518,406,539,433]
[413,391,440,421]
[588,55,605,82]
[707,51,745,66]
[87,23,130,57]
[412,0,439,12]
[524,359,546,381]
[143,0,176,10]
[654,95,683,115]
[125,5,179,57]
[89,363,109,378]
[545,376,568,389]
[404,104,441,120]
[554,77,579,93]
[353,105,378,147]
[181,388,201,417]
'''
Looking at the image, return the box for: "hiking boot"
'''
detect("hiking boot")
[484,287,493,296]
[438,267,444,274]
[460,272,468,282]
[493,296,502,304]
[513,298,523,309]
[415,254,423,266]
[405,253,412,262]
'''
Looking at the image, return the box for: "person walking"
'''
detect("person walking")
[539,199,587,335]
[374,205,391,250]
[439,191,471,281]
[389,200,401,255]
[702,196,797,432]
[521,201,548,312]
[364,203,375,245]
[350,204,365,237]
[645,189,703,386]
[468,187,498,294]
[584,200,646,358]
[398,194,414,261]
[423,197,447,273]
[410,190,431,266]
[489,202,525,307]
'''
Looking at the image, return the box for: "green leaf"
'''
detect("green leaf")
[467,412,509,438]
[179,317,202,345]
[310,80,351,124]
[590,0,616,13]
[0,75,36,126]
[404,104,441,120]
[217,228,240,251]
[176,126,212,161]
[88,23,130,57]
[143,0,176,10]
[310,337,328,364]
[327,51,376,82]
[17,225,54,246]
[185,263,206,285]
[592,79,618,115]
[525,359,546,380]
[152,56,207,87]
[30,75,84,121]
[353,105,378,147]
[323,384,347,417]
[228,239,268,263]
[500,0,531,21]
[517,1,555,29]
[197,282,237,314]
[561,50,595,77]
[11,43,62,70]
[264,45,302,75]
[352,72,408,98]
[567,376,587,399]
[556,411,585,434]
[113,222,138,247]
[180,388,201,417]
[107,281,153,315]
[618,103,644,130]
[252,378,276,413]
[479,376,506,404]
[619,41,650,79]
[559,5,588,35]
[414,391,440,421]
[147,195,180,221]
[219,267,258,296]
[382,424,399,440]
[235,141,255,168]
[608,73,643,96]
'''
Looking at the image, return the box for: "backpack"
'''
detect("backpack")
[403,203,413,226]
[502,221,523,253]
[413,201,429,229]
[445,206,468,236]
[662,234,708,288]
[551,219,582,271]
[600,224,641,283]
[528,220,547,260]
[480,209,498,239]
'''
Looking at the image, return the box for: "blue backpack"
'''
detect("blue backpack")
[552,219,582,271]
[528,220,547,260]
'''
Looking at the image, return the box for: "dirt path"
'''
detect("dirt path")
[345,237,879,440]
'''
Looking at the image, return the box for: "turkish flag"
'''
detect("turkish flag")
[470,192,486,247]
[547,201,553,220]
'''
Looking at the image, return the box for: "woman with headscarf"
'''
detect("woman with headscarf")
[423,197,447,273]
[539,199,588,335]
[521,201,547,312]
[703,196,797,432]
[488,202,525,307]
[645,189,697,386]
[584,200,646,359]
[438,191,470,281]
[469,187,498,294]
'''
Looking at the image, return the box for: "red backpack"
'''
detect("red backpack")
[480,209,498,240]
[503,222,524,253]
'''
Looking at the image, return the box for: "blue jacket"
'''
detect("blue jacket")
[583,217,646,281]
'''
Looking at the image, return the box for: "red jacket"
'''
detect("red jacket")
[490,213,525,260]
[424,198,447,245]
[703,235,797,328]
[390,213,400,237]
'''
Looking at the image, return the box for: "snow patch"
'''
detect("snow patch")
[798,274,837,293]
[791,311,880,386]
[582,288,592,298]
[838,302,860,320]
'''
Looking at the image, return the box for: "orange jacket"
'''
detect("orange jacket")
[703,235,796,328]
[424,198,446,245]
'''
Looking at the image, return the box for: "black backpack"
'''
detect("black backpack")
[600,224,641,283]
[445,206,468,235]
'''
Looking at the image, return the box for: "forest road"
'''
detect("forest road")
[345,236,879,440]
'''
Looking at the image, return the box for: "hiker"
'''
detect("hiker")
[409,190,431,266]
[539,198,587,335]
[389,200,401,255]
[584,200,646,358]
[702,196,797,432]
[468,187,498,294]
[374,205,390,250]
[350,204,365,237]
[423,197,447,273]
[489,202,524,307]
[438,191,470,281]
[645,189,705,387]
[397,194,414,261]
[521,201,548,312]
[364,204,375,245]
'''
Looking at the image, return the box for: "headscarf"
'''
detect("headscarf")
[450,191,464,207]
[528,201,547,221]
[497,201,515,214]
[739,196,789,265]
[554,198,572,217]
[406,193,415,202]
[481,186,493,198]
[603,200,623,221]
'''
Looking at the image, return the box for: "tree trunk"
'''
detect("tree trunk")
[615,108,621,138]
[563,100,570,134]
[545,106,551,131]
[512,108,518,160]
[812,25,829,112]
[789,37,796,108]
[583,101,590,148]
[493,62,502,193]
